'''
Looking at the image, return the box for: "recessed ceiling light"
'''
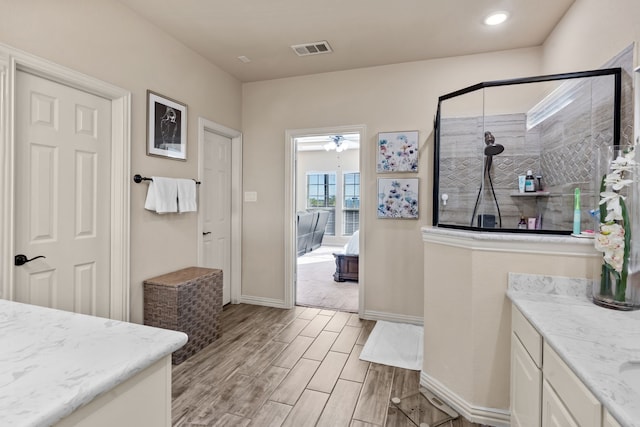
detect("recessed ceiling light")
[484,12,509,26]
[237,55,251,63]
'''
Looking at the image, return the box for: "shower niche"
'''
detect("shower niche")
[433,68,622,234]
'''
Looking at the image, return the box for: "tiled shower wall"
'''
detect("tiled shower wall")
[437,46,634,231]
[438,113,541,228]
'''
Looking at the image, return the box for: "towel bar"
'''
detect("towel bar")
[133,174,201,185]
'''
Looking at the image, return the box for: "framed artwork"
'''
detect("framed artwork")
[377,130,419,173]
[147,90,187,160]
[377,178,419,219]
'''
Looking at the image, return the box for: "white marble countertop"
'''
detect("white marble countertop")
[0,299,187,427]
[507,273,640,427]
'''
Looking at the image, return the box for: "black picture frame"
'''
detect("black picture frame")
[147,90,187,160]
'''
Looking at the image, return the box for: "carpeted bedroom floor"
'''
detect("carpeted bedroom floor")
[296,245,359,313]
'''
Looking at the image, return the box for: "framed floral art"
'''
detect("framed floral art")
[377,131,419,173]
[377,178,419,219]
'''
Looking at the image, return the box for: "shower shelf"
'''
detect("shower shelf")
[510,191,550,197]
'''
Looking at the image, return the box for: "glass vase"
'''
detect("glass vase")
[592,145,640,310]
[594,263,639,310]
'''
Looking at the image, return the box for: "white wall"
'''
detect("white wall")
[543,0,640,73]
[0,0,242,323]
[241,47,542,317]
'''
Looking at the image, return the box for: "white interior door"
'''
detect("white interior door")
[14,70,112,316]
[202,130,232,304]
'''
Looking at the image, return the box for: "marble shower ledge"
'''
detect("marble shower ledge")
[421,226,599,256]
[0,299,187,427]
[508,273,640,427]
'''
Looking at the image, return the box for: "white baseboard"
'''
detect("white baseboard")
[236,300,424,327]
[420,371,511,427]
[361,309,423,325]
[239,295,288,309]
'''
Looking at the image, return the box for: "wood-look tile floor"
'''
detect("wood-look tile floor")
[172,304,480,427]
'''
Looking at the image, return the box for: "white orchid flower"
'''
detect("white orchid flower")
[604,249,625,272]
[605,206,623,222]
[603,171,633,190]
[612,178,633,191]
[596,222,624,251]
[596,145,636,276]
[600,222,625,237]
[599,190,623,206]
[599,191,623,221]
[595,234,618,252]
[612,154,637,172]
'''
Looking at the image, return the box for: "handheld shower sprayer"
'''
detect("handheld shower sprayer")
[471,131,503,228]
[484,131,505,156]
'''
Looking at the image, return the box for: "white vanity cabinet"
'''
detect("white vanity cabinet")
[541,379,579,427]
[603,410,623,427]
[511,305,616,427]
[0,300,187,426]
[543,341,601,427]
[511,306,542,426]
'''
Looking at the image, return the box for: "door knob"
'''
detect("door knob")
[203,232,211,236]
[14,254,46,266]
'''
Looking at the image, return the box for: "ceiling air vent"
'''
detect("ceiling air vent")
[291,41,333,57]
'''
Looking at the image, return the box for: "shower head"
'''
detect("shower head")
[483,131,504,156]
[485,144,504,156]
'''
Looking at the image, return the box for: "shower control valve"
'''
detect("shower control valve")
[441,193,449,206]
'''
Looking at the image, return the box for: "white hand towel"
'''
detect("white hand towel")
[144,177,178,213]
[177,178,197,212]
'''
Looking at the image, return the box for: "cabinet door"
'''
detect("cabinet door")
[542,379,579,427]
[603,409,622,427]
[511,333,542,427]
[543,343,601,427]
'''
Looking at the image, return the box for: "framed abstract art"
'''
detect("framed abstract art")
[377,178,419,219]
[377,131,419,173]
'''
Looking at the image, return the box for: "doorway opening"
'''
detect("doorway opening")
[293,131,361,312]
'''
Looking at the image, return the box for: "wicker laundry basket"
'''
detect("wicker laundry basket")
[143,267,223,364]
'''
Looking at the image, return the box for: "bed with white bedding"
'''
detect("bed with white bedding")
[333,230,359,282]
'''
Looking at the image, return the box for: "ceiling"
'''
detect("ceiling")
[117,0,575,83]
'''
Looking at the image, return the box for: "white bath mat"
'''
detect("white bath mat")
[360,320,423,371]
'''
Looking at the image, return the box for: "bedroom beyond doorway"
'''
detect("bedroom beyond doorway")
[294,132,360,313]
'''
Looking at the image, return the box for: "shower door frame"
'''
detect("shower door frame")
[432,67,622,234]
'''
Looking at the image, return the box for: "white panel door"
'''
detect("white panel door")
[202,130,231,304]
[15,71,111,316]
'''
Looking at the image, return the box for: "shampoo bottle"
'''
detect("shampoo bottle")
[573,188,581,235]
[524,170,535,192]
[518,216,527,229]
